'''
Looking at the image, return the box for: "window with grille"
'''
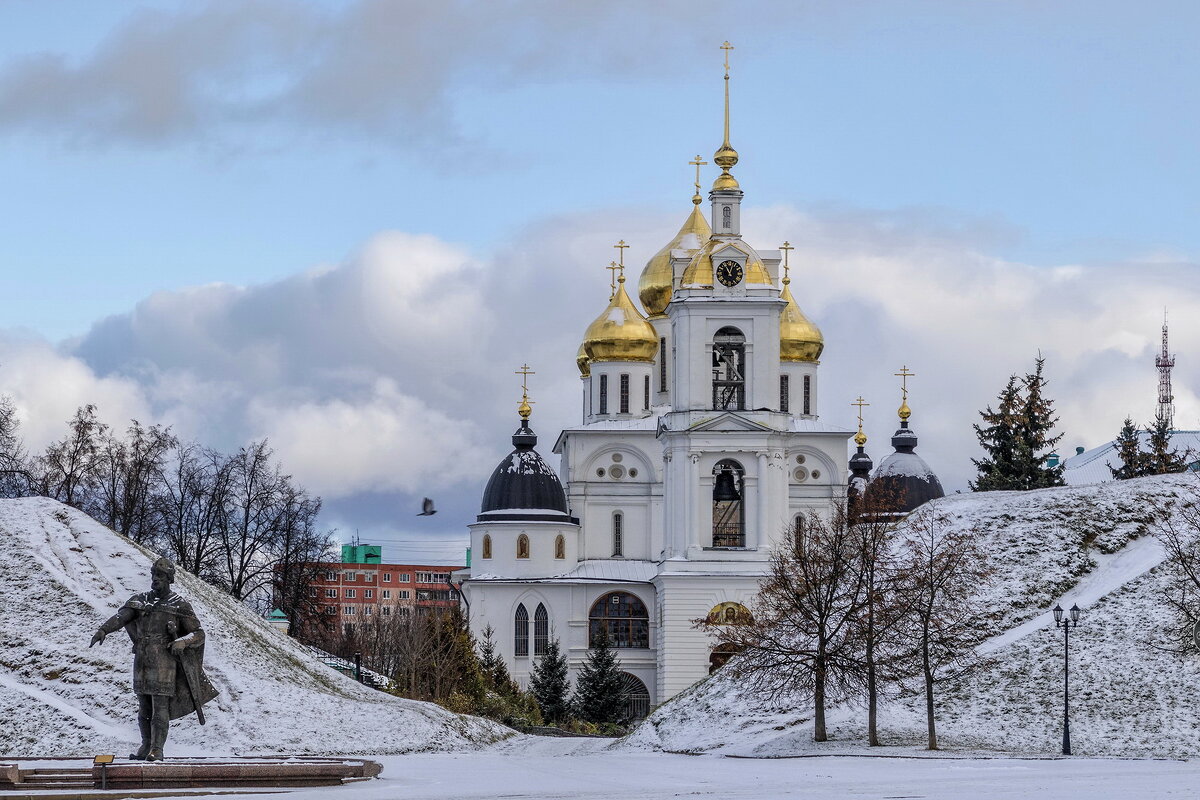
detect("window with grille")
[599,374,609,414]
[534,604,549,656]
[588,592,649,648]
[780,374,789,412]
[620,374,630,413]
[515,604,529,656]
[643,375,650,410]
[613,512,623,557]
[803,375,811,415]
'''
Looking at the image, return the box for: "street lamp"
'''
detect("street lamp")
[1052,603,1082,755]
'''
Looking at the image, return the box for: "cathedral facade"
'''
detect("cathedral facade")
[458,54,852,716]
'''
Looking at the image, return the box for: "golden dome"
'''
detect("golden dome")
[680,238,772,287]
[576,341,591,377]
[638,205,711,318]
[780,278,824,362]
[582,276,658,363]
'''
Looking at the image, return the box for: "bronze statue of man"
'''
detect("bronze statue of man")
[90,557,218,761]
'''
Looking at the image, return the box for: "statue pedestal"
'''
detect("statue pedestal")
[0,756,382,792]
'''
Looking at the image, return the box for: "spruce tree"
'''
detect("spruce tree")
[571,628,627,725]
[970,375,1023,491]
[529,636,571,724]
[1016,356,1065,489]
[477,624,517,695]
[1109,417,1146,479]
[1145,414,1190,475]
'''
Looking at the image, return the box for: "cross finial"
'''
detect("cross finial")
[894,365,915,422]
[721,41,734,75]
[613,239,629,268]
[515,364,535,419]
[606,261,621,295]
[780,241,794,284]
[851,396,870,447]
[689,154,708,204]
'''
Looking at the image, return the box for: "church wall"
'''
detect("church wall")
[780,361,818,417]
[586,360,654,423]
[468,521,579,579]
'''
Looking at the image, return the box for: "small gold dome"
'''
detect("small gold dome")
[576,342,591,377]
[898,400,911,422]
[638,205,711,318]
[680,238,772,287]
[780,279,824,362]
[582,276,658,363]
[711,170,740,191]
[714,143,738,170]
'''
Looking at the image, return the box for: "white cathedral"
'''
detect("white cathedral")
[457,54,852,718]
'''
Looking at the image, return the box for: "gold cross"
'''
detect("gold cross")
[613,239,629,268]
[851,395,870,419]
[721,41,734,75]
[780,241,794,282]
[606,260,621,294]
[689,154,708,193]
[894,365,916,401]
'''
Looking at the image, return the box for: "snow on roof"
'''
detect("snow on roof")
[469,559,659,584]
[1062,430,1200,486]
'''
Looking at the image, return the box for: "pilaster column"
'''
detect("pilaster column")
[756,451,769,549]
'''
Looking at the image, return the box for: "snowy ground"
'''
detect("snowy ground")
[0,497,507,756]
[13,738,1199,800]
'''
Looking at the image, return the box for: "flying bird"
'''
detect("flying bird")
[418,498,437,516]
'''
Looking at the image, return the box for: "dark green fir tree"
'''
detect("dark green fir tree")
[529,636,571,724]
[1108,417,1146,479]
[970,375,1023,491]
[1145,413,1190,475]
[1016,356,1065,489]
[571,628,627,725]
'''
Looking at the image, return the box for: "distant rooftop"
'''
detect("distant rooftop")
[1062,431,1200,486]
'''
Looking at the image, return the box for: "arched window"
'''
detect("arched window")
[517,534,530,559]
[712,327,745,410]
[589,591,649,649]
[482,534,492,559]
[712,459,745,548]
[554,534,565,560]
[534,603,549,656]
[612,512,623,557]
[722,205,732,228]
[514,604,529,657]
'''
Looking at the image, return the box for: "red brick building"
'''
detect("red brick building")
[298,545,464,631]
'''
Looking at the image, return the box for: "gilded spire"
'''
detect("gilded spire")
[895,365,915,423]
[516,363,535,420]
[712,41,740,192]
[852,396,870,448]
[780,241,794,285]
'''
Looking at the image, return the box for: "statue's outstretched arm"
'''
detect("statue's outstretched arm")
[90,606,136,647]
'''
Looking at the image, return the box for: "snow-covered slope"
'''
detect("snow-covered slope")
[624,473,1200,758]
[0,497,508,756]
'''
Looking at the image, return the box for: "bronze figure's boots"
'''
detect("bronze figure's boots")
[130,713,152,760]
[146,714,169,762]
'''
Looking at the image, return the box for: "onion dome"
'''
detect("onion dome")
[780,277,824,362]
[866,398,944,516]
[479,409,572,523]
[576,342,591,377]
[680,238,772,287]
[638,204,711,318]
[582,274,658,363]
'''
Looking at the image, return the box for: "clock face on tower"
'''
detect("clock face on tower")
[716,259,743,287]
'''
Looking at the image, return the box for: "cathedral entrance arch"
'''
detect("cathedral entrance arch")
[619,672,651,722]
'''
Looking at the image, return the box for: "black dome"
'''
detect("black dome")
[865,422,944,515]
[478,420,572,522]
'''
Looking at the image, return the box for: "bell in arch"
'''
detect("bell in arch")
[713,466,740,502]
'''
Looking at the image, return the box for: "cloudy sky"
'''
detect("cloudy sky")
[1,0,1197,563]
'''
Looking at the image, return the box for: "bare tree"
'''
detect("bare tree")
[35,404,107,507]
[159,443,230,582]
[91,420,177,543]
[0,395,33,497]
[218,440,283,601]
[270,484,335,629]
[1151,478,1200,652]
[896,507,990,750]
[707,507,866,742]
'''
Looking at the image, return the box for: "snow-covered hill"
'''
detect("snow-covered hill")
[0,497,508,756]
[624,473,1200,758]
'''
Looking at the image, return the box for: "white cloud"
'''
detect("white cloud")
[3,204,1197,524]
